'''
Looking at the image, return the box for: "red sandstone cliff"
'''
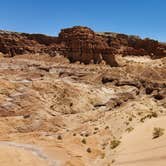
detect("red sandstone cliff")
[99,32,166,58]
[58,26,118,66]
[0,26,165,66]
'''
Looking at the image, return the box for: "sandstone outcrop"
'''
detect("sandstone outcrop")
[99,32,166,58]
[58,26,118,66]
[0,27,166,66]
[0,31,42,56]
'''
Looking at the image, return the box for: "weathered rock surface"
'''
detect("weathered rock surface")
[0,28,119,66]
[0,54,165,165]
[99,32,166,58]
[58,26,118,66]
[0,26,165,67]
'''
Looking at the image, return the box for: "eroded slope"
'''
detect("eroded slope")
[0,54,165,165]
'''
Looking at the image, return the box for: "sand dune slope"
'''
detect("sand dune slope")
[114,116,166,166]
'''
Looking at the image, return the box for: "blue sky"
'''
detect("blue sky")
[0,0,165,41]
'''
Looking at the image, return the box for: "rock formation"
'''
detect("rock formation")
[0,26,166,66]
[58,26,118,66]
[99,32,166,58]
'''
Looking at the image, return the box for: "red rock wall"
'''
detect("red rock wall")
[101,32,166,58]
[0,26,165,66]
[58,26,118,66]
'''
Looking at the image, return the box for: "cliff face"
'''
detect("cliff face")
[58,26,118,66]
[99,32,166,58]
[0,31,43,56]
[0,26,165,66]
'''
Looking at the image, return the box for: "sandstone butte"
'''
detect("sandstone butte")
[0,26,165,166]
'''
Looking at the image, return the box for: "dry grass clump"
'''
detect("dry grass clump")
[81,138,86,144]
[110,140,121,149]
[126,127,134,132]
[140,112,158,122]
[86,147,92,153]
[152,127,164,139]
